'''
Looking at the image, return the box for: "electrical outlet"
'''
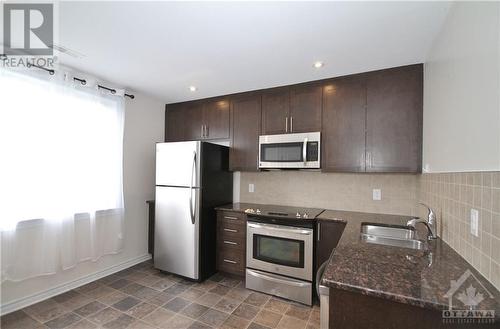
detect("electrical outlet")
[470,208,479,237]
[372,189,382,201]
[248,183,254,193]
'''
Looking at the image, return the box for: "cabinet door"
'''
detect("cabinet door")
[261,87,289,135]
[316,220,345,269]
[203,99,230,140]
[183,101,203,141]
[230,94,261,171]
[165,104,186,142]
[366,65,423,172]
[290,84,322,133]
[322,78,366,172]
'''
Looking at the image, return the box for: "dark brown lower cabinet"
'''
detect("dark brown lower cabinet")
[216,210,246,276]
[316,220,345,271]
[229,94,261,171]
[146,200,155,256]
[329,288,493,329]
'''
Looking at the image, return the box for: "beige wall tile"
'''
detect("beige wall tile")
[417,171,500,291]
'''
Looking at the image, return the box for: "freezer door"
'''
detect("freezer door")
[154,186,200,279]
[156,141,201,187]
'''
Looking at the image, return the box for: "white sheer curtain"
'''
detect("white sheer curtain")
[0,68,125,282]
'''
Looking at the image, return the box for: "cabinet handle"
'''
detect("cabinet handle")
[290,116,293,133]
[223,240,237,245]
[285,117,288,133]
[223,228,238,233]
[223,259,237,264]
[224,216,239,220]
[317,222,321,241]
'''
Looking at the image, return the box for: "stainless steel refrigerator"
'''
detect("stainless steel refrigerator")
[154,141,232,281]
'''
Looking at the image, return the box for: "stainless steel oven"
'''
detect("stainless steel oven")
[259,132,320,169]
[246,221,313,305]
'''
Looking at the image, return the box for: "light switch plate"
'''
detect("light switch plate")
[372,189,382,201]
[470,208,479,237]
[248,183,255,193]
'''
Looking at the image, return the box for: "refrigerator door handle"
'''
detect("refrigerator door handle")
[189,151,196,224]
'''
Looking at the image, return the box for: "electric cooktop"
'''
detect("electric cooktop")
[244,205,324,227]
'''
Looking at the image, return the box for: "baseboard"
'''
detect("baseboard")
[0,254,151,316]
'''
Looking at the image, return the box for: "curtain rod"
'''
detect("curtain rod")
[1,55,135,99]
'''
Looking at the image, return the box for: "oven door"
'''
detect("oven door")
[258,132,320,169]
[246,222,313,281]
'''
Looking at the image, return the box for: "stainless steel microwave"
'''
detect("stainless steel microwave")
[258,132,320,169]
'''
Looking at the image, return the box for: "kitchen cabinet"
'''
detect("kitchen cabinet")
[366,65,423,172]
[216,210,246,276]
[316,220,345,270]
[165,64,422,173]
[229,93,261,171]
[322,77,366,172]
[165,99,229,141]
[165,104,186,142]
[261,87,290,135]
[203,99,230,140]
[261,85,322,135]
[183,101,203,140]
[290,84,322,133]
[146,200,155,256]
[321,64,423,173]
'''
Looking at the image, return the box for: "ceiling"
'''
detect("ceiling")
[57,1,451,103]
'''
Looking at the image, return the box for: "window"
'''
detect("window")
[0,69,125,281]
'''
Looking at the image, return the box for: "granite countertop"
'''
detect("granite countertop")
[215,202,324,218]
[318,210,500,319]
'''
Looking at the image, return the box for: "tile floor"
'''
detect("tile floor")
[1,261,320,329]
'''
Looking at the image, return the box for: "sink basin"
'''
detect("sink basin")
[360,223,427,251]
[361,223,416,239]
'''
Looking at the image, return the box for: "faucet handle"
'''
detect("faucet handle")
[418,203,435,220]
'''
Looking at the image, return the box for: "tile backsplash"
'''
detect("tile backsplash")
[239,171,419,216]
[419,172,500,290]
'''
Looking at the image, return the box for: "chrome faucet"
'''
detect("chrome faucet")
[407,203,437,240]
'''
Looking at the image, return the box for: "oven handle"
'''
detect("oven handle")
[247,222,312,235]
[247,269,309,287]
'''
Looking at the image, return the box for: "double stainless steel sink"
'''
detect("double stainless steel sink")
[360,223,427,251]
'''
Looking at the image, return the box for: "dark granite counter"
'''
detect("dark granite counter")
[318,210,500,320]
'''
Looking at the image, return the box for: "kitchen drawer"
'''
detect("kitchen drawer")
[218,211,245,222]
[217,218,245,239]
[217,249,245,275]
[217,234,245,251]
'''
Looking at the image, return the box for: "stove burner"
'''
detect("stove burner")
[268,211,288,216]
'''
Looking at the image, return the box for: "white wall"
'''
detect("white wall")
[1,92,165,311]
[423,1,500,173]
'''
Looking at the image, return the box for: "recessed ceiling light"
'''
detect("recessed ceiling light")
[189,86,197,92]
[313,61,324,68]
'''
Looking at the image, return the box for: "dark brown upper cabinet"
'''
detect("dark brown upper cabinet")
[229,93,261,171]
[261,85,322,135]
[322,77,367,172]
[261,87,290,135]
[366,65,423,173]
[165,103,185,142]
[165,99,229,141]
[289,84,322,133]
[183,101,203,141]
[203,99,230,140]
